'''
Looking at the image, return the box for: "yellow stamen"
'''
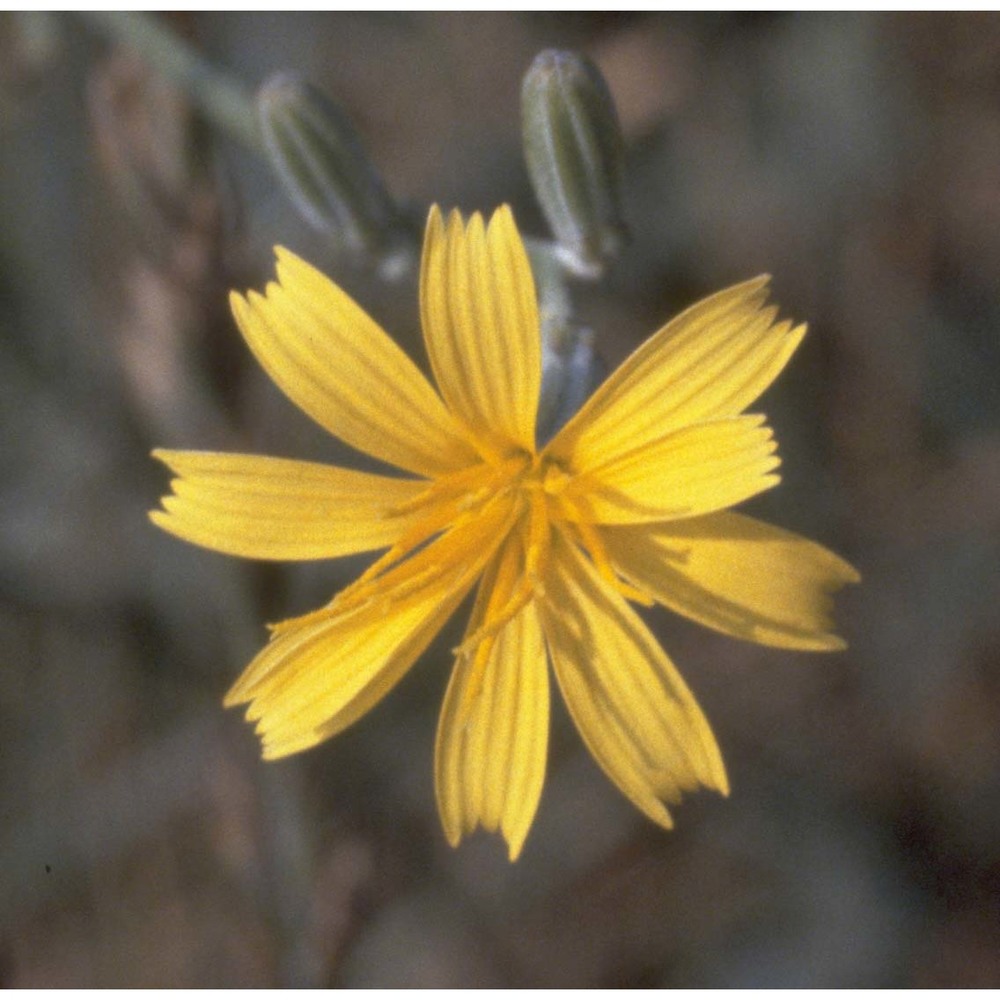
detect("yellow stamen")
[335,456,529,614]
[555,492,655,607]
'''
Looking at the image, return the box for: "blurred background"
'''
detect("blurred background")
[2,12,999,987]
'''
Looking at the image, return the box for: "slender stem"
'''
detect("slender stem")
[526,236,575,349]
[78,11,262,153]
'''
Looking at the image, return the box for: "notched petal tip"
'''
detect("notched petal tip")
[423,203,519,250]
[710,760,731,798]
[467,208,486,238]
[822,635,849,653]
[424,203,445,240]
[504,829,529,863]
[147,507,170,529]
[487,203,515,236]
[271,244,321,284]
[228,288,248,318]
[222,684,247,710]
[810,557,861,652]
[151,447,209,476]
[605,512,859,653]
[436,824,524,863]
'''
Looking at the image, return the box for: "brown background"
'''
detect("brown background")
[2,12,999,987]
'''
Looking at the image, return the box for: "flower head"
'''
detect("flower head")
[152,205,859,860]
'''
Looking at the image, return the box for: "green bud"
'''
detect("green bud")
[521,50,627,279]
[258,73,410,272]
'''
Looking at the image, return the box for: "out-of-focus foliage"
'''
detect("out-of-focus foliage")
[2,12,999,987]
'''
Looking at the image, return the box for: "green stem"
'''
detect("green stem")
[526,235,575,349]
[78,11,261,153]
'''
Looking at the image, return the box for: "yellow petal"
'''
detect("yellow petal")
[604,512,860,651]
[420,206,541,456]
[226,490,518,758]
[231,248,478,478]
[560,415,780,524]
[435,543,549,861]
[236,577,468,760]
[547,276,805,470]
[151,450,427,560]
[538,534,728,828]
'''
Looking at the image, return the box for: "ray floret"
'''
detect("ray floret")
[151,203,858,860]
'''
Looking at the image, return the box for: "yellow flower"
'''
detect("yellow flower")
[151,205,859,860]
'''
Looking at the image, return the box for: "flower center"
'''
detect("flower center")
[310,447,646,651]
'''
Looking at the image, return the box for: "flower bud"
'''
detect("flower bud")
[521,50,627,279]
[258,73,409,269]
